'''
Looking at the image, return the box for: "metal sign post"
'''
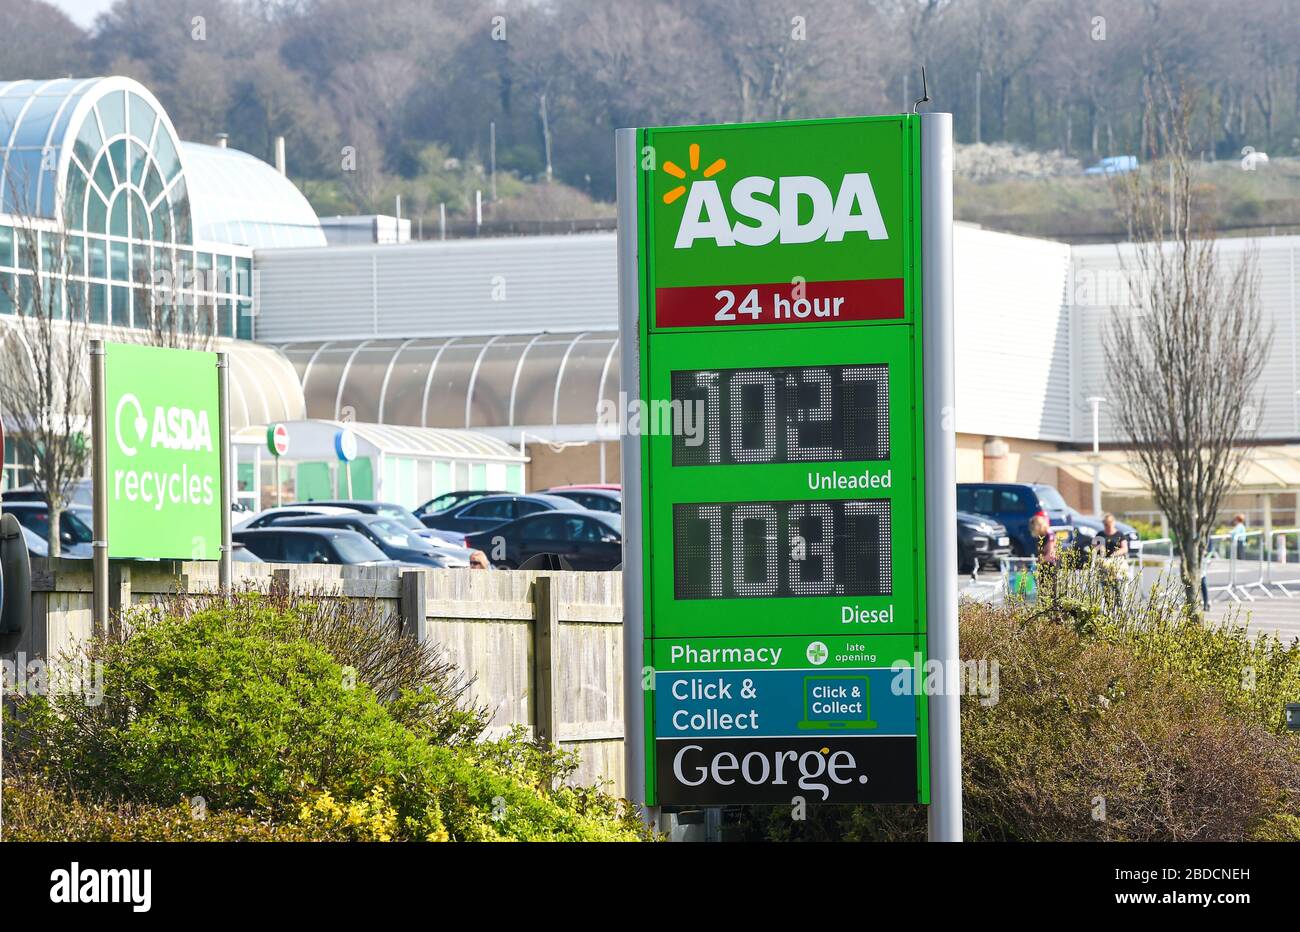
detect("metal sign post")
[615,126,652,825]
[217,353,233,594]
[0,512,33,840]
[920,112,962,841]
[618,112,960,837]
[90,340,109,633]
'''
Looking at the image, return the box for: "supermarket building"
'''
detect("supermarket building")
[5,75,1300,524]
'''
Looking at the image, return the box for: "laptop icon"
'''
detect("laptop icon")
[798,675,877,730]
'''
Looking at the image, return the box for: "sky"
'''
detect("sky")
[46,0,116,29]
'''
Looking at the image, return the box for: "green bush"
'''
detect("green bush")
[733,588,1300,842]
[5,595,648,842]
[957,602,1300,841]
[2,774,333,842]
[1123,518,1164,541]
[1026,558,1300,734]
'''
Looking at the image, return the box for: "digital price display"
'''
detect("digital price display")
[671,364,889,466]
[673,498,891,600]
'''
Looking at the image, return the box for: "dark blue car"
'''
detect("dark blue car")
[956,482,1138,557]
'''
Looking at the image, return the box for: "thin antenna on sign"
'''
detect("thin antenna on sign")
[911,66,931,114]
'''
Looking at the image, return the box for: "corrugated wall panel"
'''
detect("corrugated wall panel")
[254,234,620,341]
[952,225,1073,442]
[1070,236,1300,445]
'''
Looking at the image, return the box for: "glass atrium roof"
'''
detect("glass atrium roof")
[0,77,324,249]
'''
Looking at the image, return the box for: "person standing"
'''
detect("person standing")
[1090,513,1130,604]
[1028,513,1059,600]
[1229,513,1248,559]
[1029,513,1059,565]
[1091,513,1129,560]
[1201,536,1215,611]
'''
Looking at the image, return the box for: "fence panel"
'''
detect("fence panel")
[7,558,628,796]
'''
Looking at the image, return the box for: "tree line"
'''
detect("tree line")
[2,0,1297,218]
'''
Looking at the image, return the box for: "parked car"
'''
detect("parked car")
[0,502,94,558]
[956,482,1138,556]
[418,533,485,566]
[420,493,582,534]
[465,511,622,570]
[1083,154,1138,175]
[414,490,508,516]
[956,510,1012,574]
[266,514,469,568]
[2,478,92,507]
[546,483,621,492]
[236,505,358,530]
[68,503,94,528]
[231,542,263,563]
[545,487,621,513]
[420,524,476,546]
[16,520,50,558]
[232,527,396,566]
[289,500,439,540]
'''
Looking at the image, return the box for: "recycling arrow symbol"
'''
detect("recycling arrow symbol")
[114,392,146,457]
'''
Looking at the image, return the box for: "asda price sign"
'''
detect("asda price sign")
[621,114,933,809]
[105,342,221,559]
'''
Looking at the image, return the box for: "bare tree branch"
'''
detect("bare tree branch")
[0,180,93,556]
[1103,72,1267,609]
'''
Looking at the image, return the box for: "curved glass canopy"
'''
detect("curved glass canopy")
[1,78,191,238]
[181,142,326,248]
[277,332,620,435]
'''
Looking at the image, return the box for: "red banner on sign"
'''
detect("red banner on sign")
[654,278,904,328]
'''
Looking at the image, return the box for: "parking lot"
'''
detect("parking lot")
[959,558,1300,645]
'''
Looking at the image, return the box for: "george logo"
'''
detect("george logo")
[663,143,889,250]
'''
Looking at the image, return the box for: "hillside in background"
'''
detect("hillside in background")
[954,144,1300,241]
[2,0,1297,235]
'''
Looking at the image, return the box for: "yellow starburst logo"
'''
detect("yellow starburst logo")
[662,143,726,205]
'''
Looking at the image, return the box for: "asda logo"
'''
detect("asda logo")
[664,144,888,250]
[114,393,214,457]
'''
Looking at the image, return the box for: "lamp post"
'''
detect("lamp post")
[1086,396,1106,517]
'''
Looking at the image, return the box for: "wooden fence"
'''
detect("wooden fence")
[5,559,626,793]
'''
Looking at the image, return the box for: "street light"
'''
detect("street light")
[1086,396,1107,518]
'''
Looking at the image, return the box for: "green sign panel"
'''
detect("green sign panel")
[104,342,221,560]
[627,115,928,807]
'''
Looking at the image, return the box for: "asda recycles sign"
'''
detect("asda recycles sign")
[104,342,221,560]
